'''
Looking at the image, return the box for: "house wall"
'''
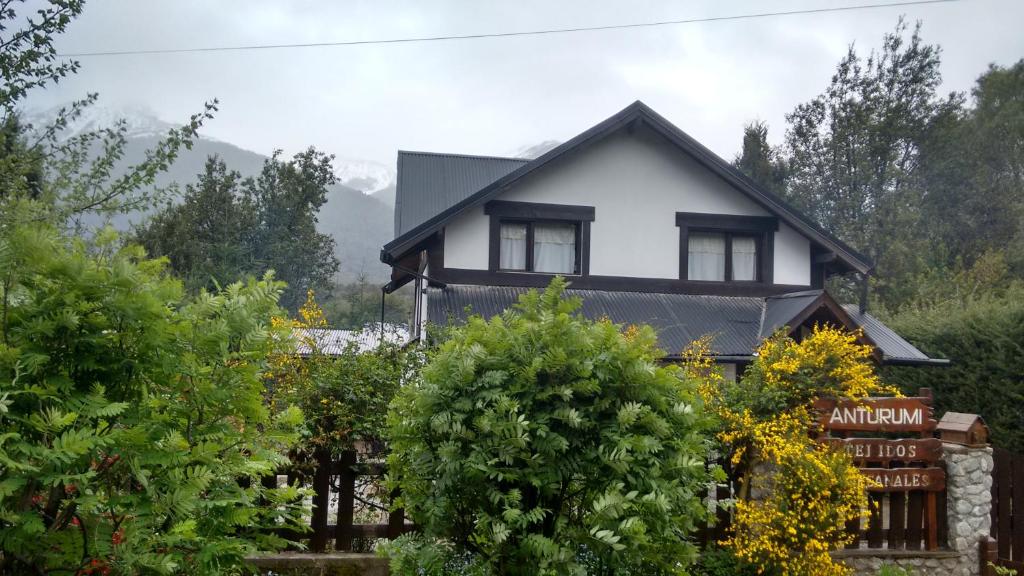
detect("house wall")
[442,128,811,286]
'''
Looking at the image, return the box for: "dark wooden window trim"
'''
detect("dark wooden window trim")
[676,212,777,285]
[485,201,594,277]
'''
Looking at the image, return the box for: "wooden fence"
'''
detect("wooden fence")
[272,449,411,552]
[275,452,955,556]
[991,447,1024,573]
[843,488,948,551]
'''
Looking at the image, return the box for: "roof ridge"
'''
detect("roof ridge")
[397,149,531,162]
[766,289,825,300]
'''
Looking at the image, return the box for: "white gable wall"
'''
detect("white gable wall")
[443,128,811,286]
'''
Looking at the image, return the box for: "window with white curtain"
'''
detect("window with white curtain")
[499,223,528,270]
[533,223,576,274]
[497,220,579,274]
[732,236,758,281]
[688,233,726,281]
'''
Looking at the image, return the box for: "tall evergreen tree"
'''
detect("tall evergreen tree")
[246,149,339,311]
[734,120,787,195]
[136,156,255,291]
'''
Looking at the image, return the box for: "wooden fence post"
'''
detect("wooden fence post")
[387,487,405,540]
[309,449,332,552]
[335,450,357,552]
[980,536,998,576]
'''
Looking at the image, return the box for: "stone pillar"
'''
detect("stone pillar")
[943,442,993,575]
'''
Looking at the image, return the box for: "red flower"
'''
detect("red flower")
[71,517,80,527]
[111,528,124,545]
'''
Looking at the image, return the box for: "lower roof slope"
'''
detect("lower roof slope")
[427,285,945,366]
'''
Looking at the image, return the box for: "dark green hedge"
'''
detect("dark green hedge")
[882,288,1024,453]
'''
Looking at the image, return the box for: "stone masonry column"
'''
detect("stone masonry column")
[943,442,993,576]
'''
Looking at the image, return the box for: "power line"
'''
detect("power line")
[58,0,963,58]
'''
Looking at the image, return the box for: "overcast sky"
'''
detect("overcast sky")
[27,0,1024,167]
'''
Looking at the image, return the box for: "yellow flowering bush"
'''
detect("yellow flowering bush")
[693,326,895,576]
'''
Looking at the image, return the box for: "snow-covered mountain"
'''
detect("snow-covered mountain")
[511,139,561,159]
[24,104,397,194]
[24,103,179,141]
[334,157,396,194]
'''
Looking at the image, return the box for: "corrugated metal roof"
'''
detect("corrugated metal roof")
[293,324,408,356]
[840,306,941,363]
[394,151,528,237]
[427,285,942,364]
[761,290,824,338]
[428,285,764,357]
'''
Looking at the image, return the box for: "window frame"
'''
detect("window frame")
[676,213,777,284]
[485,200,595,277]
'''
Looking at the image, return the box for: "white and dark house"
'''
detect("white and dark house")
[380,101,945,377]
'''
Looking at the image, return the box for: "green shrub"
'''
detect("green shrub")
[883,286,1024,451]
[0,225,307,575]
[385,278,717,575]
[692,546,759,576]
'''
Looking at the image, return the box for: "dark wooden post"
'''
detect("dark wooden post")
[980,537,998,576]
[387,487,405,540]
[309,449,333,553]
[888,492,906,549]
[925,491,938,550]
[334,450,357,552]
[867,493,884,548]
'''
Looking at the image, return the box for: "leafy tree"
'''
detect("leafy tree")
[783,19,959,309]
[135,156,256,294]
[137,150,340,312]
[918,60,1024,278]
[0,224,307,575]
[385,279,716,575]
[246,149,339,311]
[733,120,787,195]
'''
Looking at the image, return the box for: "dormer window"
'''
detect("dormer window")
[486,200,595,276]
[677,213,777,284]
[687,232,760,281]
[500,222,578,274]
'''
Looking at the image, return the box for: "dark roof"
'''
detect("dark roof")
[383,101,872,275]
[761,291,823,338]
[841,305,946,365]
[427,285,945,365]
[394,151,528,237]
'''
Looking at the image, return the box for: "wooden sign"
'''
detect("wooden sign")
[815,396,936,433]
[860,467,946,492]
[823,438,943,464]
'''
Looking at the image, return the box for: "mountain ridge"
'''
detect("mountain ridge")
[27,104,394,283]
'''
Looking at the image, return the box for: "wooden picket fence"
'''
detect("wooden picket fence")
[990,447,1024,574]
[271,449,411,552]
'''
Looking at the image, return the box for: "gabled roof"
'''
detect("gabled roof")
[427,285,946,366]
[382,101,872,275]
